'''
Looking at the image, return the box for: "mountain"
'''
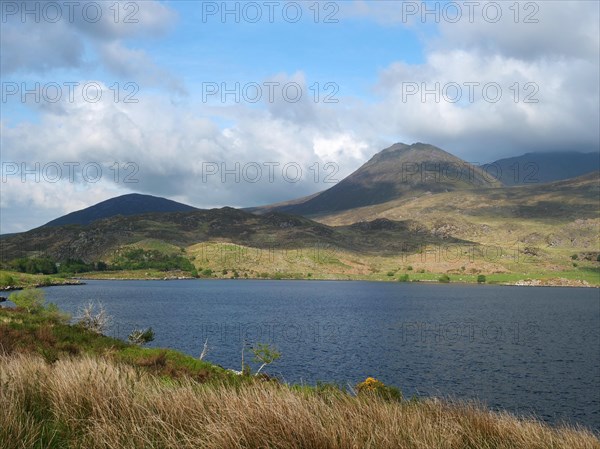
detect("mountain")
[42,193,198,228]
[490,152,599,186]
[0,207,467,263]
[258,143,502,216]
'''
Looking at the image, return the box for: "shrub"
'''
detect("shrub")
[397,274,409,282]
[252,343,281,375]
[438,274,450,283]
[9,257,57,274]
[406,265,413,271]
[571,254,578,260]
[0,273,14,287]
[111,249,194,272]
[59,259,94,273]
[201,268,213,276]
[572,262,578,267]
[386,271,395,277]
[356,377,402,402]
[77,302,111,334]
[96,261,108,271]
[128,327,155,346]
[9,288,45,313]
[477,274,486,283]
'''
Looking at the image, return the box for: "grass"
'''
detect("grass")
[0,270,81,289]
[0,306,238,384]
[1,299,599,448]
[1,353,598,449]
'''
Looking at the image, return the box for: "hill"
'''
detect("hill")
[0,206,469,265]
[490,151,599,186]
[42,193,197,228]
[262,143,501,216]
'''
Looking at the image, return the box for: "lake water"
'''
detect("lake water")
[41,279,600,431]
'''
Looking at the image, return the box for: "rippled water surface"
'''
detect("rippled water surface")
[42,280,600,430]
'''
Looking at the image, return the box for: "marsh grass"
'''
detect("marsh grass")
[0,354,598,449]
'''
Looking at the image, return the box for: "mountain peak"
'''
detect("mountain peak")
[42,193,198,228]
[274,142,501,215]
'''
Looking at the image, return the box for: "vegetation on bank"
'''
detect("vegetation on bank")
[2,234,599,288]
[1,294,598,449]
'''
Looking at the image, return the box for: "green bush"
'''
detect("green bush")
[397,274,409,282]
[571,254,578,260]
[59,259,94,273]
[438,274,450,283]
[356,377,402,402]
[386,271,395,277]
[9,288,46,313]
[128,327,155,346]
[406,265,413,271]
[112,249,194,272]
[201,268,213,276]
[9,257,57,274]
[0,273,15,287]
[477,274,486,284]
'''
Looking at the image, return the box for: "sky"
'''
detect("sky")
[1,0,599,233]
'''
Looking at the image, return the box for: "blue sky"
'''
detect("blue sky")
[1,1,599,232]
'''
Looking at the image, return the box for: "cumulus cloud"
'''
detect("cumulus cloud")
[1,0,182,93]
[1,1,598,232]
[0,79,373,232]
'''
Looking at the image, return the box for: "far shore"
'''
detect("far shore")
[72,272,597,288]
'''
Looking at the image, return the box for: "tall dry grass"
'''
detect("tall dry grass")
[1,354,598,449]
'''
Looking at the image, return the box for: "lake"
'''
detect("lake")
[41,279,600,430]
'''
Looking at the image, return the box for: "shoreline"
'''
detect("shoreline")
[72,274,598,288]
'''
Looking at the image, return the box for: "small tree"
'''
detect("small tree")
[9,288,45,313]
[477,274,486,284]
[77,302,111,334]
[252,343,281,375]
[128,327,155,346]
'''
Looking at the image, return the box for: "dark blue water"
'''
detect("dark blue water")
[41,280,600,430]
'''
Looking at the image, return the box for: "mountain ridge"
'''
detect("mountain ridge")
[42,193,198,228]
